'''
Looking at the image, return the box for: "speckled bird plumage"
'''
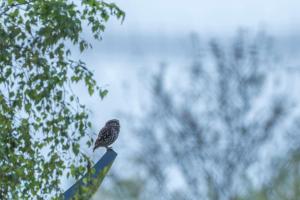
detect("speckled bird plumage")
[93,119,120,151]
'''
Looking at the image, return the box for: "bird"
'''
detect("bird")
[93,119,120,152]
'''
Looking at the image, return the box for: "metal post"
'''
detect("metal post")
[63,150,117,200]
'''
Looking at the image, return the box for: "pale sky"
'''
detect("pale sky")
[108,0,300,36]
[64,0,300,194]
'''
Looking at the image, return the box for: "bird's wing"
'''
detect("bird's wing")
[95,126,110,146]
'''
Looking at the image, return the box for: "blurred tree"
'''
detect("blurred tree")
[92,172,145,200]
[239,148,300,200]
[0,0,124,199]
[130,31,298,199]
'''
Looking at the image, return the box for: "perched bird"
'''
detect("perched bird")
[93,119,120,152]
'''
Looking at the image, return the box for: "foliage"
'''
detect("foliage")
[130,31,298,199]
[0,0,124,199]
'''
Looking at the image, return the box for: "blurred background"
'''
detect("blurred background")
[69,0,300,199]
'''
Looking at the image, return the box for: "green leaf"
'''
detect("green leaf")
[100,89,108,99]
[88,86,94,95]
[25,103,31,113]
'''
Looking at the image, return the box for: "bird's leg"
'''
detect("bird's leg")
[106,146,113,151]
